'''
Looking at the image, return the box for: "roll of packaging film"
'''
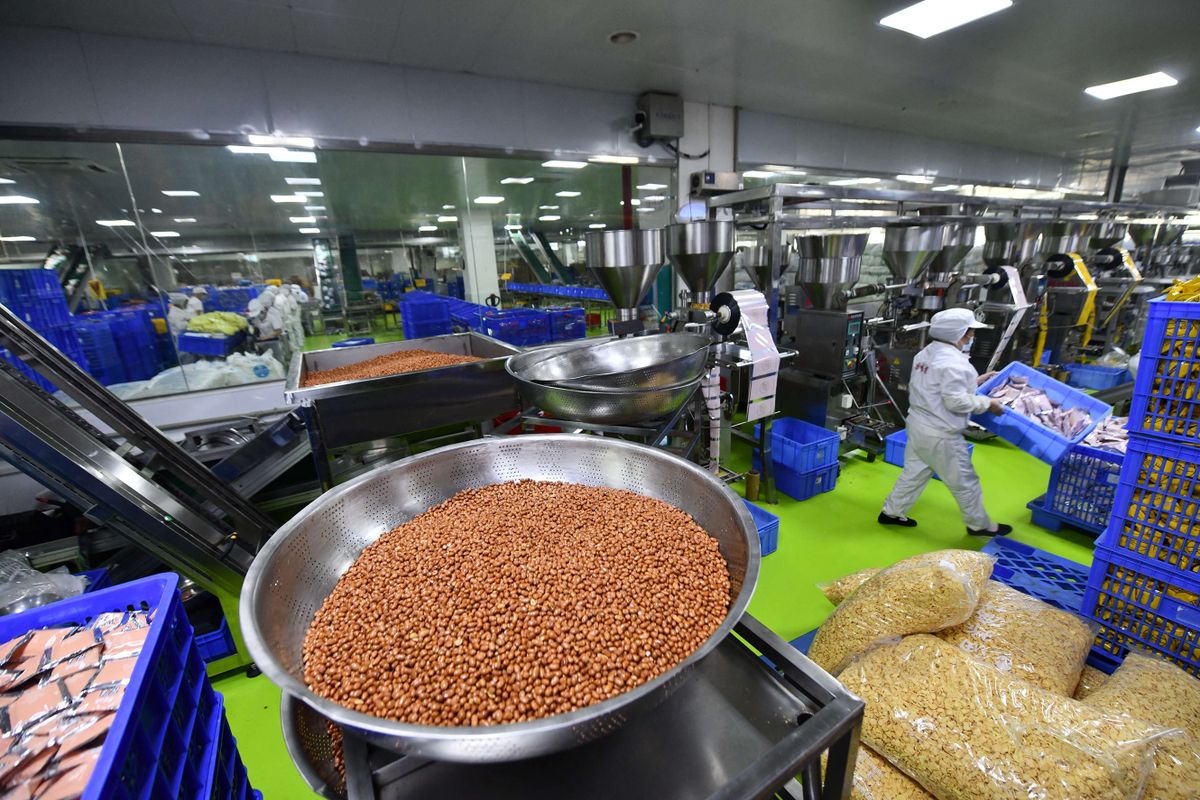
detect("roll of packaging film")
[712,290,780,424]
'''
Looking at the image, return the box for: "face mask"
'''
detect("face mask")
[961,338,974,354]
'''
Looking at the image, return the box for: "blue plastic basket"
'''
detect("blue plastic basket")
[177,331,245,357]
[882,429,974,482]
[755,418,840,475]
[402,317,453,339]
[1084,546,1200,677]
[72,316,128,385]
[1097,436,1200,577]
[332,337,375,348]
[0,573,226,799]
[1043,443,1124,535]
[742,499,780,557]
[774,462,839,502]
[203,696,256,800]
[195,616,238,663]
[474,308,551,346]
[546,307,586,342]
[1067,364,1130,391]
[973,361,1111,464]
[77,568,111,593]
[1127,298,1200,448]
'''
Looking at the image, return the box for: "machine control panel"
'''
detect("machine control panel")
[842,311,864,378]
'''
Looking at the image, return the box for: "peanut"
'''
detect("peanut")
[303,349,481,386]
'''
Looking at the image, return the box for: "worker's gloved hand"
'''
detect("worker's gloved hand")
[987,399,1004,416]
[977,371,999,386]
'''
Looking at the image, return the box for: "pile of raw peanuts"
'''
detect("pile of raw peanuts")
[813,550,1200,800]
[303,480,730,727]
[302,349,481,387]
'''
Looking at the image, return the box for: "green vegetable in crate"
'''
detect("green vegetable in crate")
[187,311,249,335]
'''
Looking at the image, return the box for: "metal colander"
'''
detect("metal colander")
[241,435,759,763]
[512,333,711,390]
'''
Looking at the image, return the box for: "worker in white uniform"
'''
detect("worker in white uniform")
[187,287,207,315]
[166,293,194,336]
[880,307,1011,537]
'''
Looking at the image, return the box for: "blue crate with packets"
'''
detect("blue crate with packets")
[1038,442,1124,536]
[0,573,257,798]
[1127,298,1200,448]
[973,361,1111,464]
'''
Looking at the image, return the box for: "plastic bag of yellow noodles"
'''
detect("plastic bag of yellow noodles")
[1074,664,1110,700]
[823,744,933,800]
[1164,276,1200,303]
[839,635,1170,800]
[934,580,1095,696]
[1078,652,1200,800]
[817,567,880,605]
[807,549,992,673]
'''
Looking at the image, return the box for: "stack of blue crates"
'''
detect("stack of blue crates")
[752,418,841,501]
[72,315,128,385]
[473,308,551,346]
[213,286,259,312]
[106,308,161,381]
[507,282,608,302]
[546,307,586,342]
[1083,298,1200,677]
[400,291,452,339]
[0,269,90,391]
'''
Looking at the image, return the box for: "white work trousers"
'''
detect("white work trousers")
[882,425,992,531]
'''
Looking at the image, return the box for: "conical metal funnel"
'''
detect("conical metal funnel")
[930,222,977,273]
[982,221,1040,268]
[1088,222,1127,251]
[666,221,735,304]
[585,228,665,321]
[793,233,867,310]
[1039,222,1093,257]
[737,246,773,292]
[1158,224,1187,247]
[882,223,944,283]
[1129,224,1158,248]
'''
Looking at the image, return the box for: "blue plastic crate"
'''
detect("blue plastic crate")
[202,696,256,800]
[1067,364,1130,391]
[475,308,551,346]
[332,337,375,348]
[981,537,1090,614]
[402,317,453,339]
[882,429,974,482]
[1127,298,1200,447]
[1084,546,1200,677]
[0,573,224,800]
[775,462,839,502]
[72,316,128,385]
[755,418,840,474]
[196,616,238,663]
[1042,443,1124,536]
[973,361,1111,464]
[1097,436,1200,576]
[546,306,586,342]
[177,331,245,357]
[742,499,780,557]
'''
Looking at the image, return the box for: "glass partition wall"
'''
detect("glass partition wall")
[0,137,674,399]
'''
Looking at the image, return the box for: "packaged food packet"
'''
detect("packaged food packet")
[935,580,1095,695]
[839,635,1170,800]
[808,549,993,673]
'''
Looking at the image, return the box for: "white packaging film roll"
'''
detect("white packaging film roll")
[728,289,780,423]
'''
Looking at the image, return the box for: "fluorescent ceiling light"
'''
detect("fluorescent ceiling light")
[828,177,882,186]
[0,196,39,205]
[418,225,438,232]
[636,183,667,190]
[474,196,505,204]
[304,205,326,211]
[271,194,307,203]
[742,170,776,179]
[285,177,321,185]
[150,231,180,238]
[763,165,807,175]
[637,206,657,212]
[642,195,667,201]
[896,174,935,184]
[226,145,279,154]
[880,0,1012,39]
[1085,72,1178,99]
[588,155,639,164]
[555,191,581,197]
[437,215,458,223]
[173,218,196,223]
[289,216,316,224]
[0,235,36,242]
[269,149,318,163]
[588,223,607,229]
[539,205,559,210]
[538,215,561,221]
[931,184,960,192]
[542,160,588,169]
[0,179,14,185]
[248,134,315,148]
[298,227,321,234]
[161,190,199,197]
[96,219,135,226]
[298,191,324,197]
[501,177,534,185]
[150,208,162,214]
[442,204,456,210]
[504,224,522,230]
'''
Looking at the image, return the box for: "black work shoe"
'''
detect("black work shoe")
[878,512,917,528]
[967,522,1012,537]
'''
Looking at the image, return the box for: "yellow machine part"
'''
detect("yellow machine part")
[1101,248,1144,328]
[1065,253,1098,329]
[1032,296,1049,367]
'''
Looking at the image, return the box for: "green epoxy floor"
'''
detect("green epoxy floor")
[216,434,1095,798]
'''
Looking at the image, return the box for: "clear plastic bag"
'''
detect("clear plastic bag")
[817,568,880,605]
[1075,664,1110,700]
[935,580,1095,696]
[1078,652,1200,800]
[843,745,933,800]
[0,552,85,614]
[808,549,993,674]
[839,635,1169,800]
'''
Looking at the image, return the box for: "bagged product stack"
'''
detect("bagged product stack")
[1084,293,1200,678]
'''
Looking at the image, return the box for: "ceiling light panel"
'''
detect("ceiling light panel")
[285,177,322,185]
[588,223,607,229]
[542,160,588,169]
[588,155,639,164]
[173,218,197,223]
[1084,72,1178,99]
[500,177,534,184]
[269,150,318,163]
[248,134,315,148]
[555,191,581,197]
[474,196,505,204]
[742,170,776,178]
[298,191,324,197]
[161,190,199,197]
[880,0,1012,39]
[895,174,935,184]
[150,231,180,237]
[298,227,321,234]
[96,219,134,226]
[304,205,326,211]
[539,205,559,210]
[538,215,561,221]
[289,216,316,224]
[0,235,35,242]
[636,183,667,190]
[0,196,39,205]
[271,194,307,203]
[418,225,438,232]
[0,179,14,185]
[437,215,458,223]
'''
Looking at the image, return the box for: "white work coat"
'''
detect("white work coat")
[906,341,992,438]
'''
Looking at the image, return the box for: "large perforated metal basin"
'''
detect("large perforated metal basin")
[241,435,759,763]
